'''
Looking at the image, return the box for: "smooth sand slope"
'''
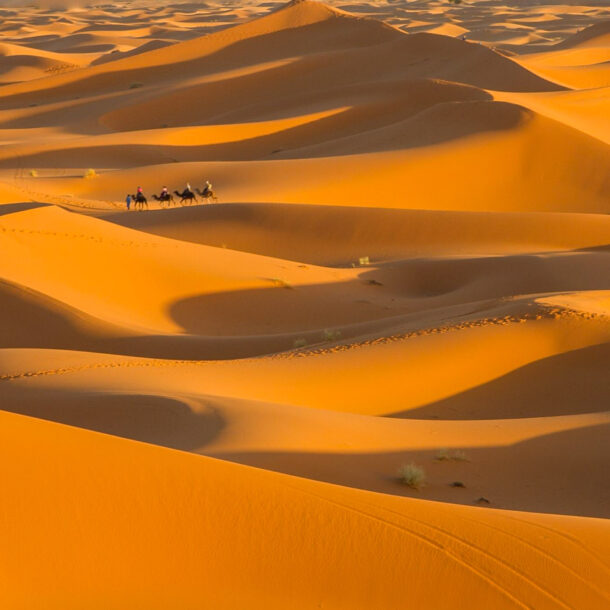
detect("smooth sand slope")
[0,1,609,608]
[2,409,609,610]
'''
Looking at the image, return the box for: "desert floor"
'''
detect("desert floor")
[0,0,609,608]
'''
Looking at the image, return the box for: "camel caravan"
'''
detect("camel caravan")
[127,180,217,210]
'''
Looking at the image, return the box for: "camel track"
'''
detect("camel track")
[0,303,606,383]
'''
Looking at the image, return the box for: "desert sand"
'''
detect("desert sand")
[0,0,609,608]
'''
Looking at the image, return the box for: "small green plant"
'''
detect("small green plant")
[84,168,97,179]
[129,82,144,89]
[398,463,426,490]
[322,329,341,342]
[293,338,307,349]
[358,256,370,266]
[29,169,38,178]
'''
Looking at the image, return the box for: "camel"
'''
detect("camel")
[174,189,197,205]
[195,187,218,203]
[152,193,176,207]
[130,193,148,210]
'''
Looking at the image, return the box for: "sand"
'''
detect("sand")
[0,0,609,608]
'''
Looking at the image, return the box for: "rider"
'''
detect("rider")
[161,185,169,198]
[137,185,143,197]
[202,180,212,196]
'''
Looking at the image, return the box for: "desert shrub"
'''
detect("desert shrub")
[293,338,307,349]
[29,169,38,178]
[398,463,426,490]
[358,256,370,266]
[84,168,97,179]
[129,82,143,89]
[322,329,341,342]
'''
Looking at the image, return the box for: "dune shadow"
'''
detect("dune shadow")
[0,202,49,216]
[0,100,533,168]
[388,342,610,420]
[573,244,610,253]
[168,279,404,336]
[0,386,224,451]
[211,422,610,518]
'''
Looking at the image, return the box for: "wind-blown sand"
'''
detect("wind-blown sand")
[0,1,609,608]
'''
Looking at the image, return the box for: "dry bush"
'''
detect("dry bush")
[398,463,426,490]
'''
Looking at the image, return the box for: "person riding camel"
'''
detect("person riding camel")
[161,186,168,198]
[137,186,143,197]
[202,180,212,196]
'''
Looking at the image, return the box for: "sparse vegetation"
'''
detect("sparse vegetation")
[84,168,97,179]
[293,338,307,349]
[358,256,370,266]
[322,329,341,342]
[398,463,426,490]
[29,169,38,178]
[450,481,465,488]
[129,82,144,89]
[268,277,292,289]
[436,448,450,461]
[452,450,468,462]
[435,448,469,462]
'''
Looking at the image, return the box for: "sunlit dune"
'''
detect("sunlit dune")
[0,0,609,607]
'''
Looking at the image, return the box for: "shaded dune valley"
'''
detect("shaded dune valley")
[0,0,609,608]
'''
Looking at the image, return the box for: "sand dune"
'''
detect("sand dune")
[0,1,609,607]
[108,204,610,264]
[3,410,609,609]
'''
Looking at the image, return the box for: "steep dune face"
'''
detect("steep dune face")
[0,1,609,608]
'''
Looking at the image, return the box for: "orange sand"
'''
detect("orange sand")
[0,1,609,607]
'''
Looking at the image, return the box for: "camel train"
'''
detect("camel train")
[129,181,217,210]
